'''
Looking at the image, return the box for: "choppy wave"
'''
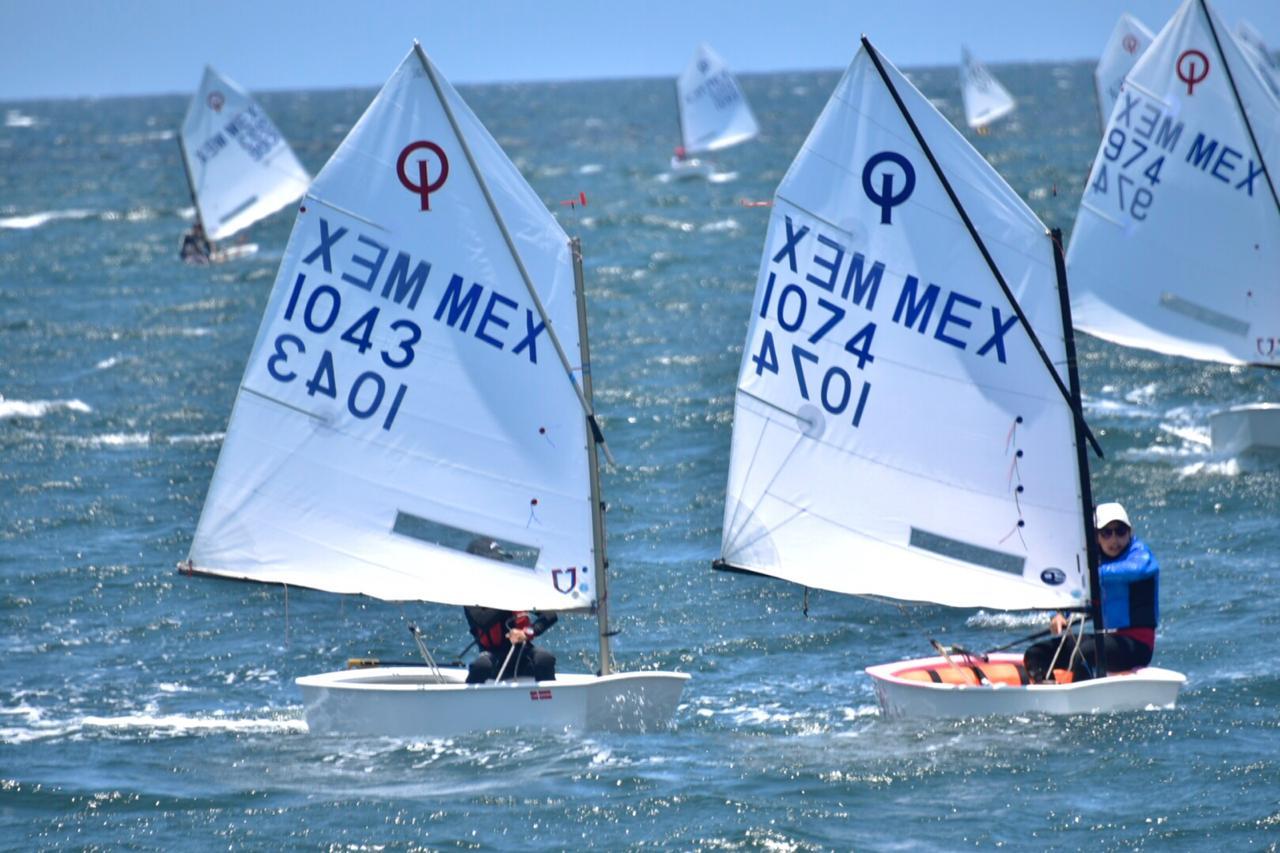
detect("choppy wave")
[0,208,95,230]
[0,397,92,419]
[68,432,150,448]
[0,709,306,744]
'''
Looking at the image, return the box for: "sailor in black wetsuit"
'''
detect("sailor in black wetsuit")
[463,606,558,684]
[461,538,558,684]
[179,222,212,264]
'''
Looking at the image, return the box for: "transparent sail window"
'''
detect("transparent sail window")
[909,528,1025,575]
[392,511,540,570]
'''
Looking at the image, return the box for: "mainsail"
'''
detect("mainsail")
[959,47,1016,129]
[1067,0,1280,368]
[179,66,310,242]
[1095,13,1155,130]
[188,46,599,611]
[718,38,1090,612]
[676,43,759,155]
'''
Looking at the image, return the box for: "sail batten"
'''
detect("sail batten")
[188,47,599,612]
[180,66,310,242]
[719,40,1089,612]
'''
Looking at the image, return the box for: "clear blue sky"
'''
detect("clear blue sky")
[3,0,1280,101]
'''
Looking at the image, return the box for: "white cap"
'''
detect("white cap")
[1094,502,1131,530]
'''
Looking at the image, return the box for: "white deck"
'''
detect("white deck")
[866,653,1186,717]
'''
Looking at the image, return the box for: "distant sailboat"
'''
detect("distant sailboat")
[959,46,1016,131]
[178,66,310,264]
[670,43,759,179]
[182,43,687,737]
[714,36,1183,717]
[1236,19,1280,99]
[1067,0,1280,454]
[1094,13,1155,131]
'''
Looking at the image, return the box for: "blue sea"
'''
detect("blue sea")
[2,57,1279,850]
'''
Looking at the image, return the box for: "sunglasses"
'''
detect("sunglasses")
[1099,525,1131,539]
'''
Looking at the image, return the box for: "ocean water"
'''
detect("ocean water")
[2,57,1279,850]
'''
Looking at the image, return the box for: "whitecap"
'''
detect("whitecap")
[0,208,95,230]
[4,110,38,128]
[699,218,741,233]
[72,433,150,449]
[166,432,225,446]
[577,163,603,175]
[78,711,308,737]
[0,397,92,419]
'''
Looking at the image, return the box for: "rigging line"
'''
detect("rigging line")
[862,35,1104,457]
[414,42,606,443]
[1199,0,1280,219]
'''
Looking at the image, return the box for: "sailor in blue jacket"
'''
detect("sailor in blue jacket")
[1024,502,1159,683]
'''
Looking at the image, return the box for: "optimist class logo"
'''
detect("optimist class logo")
[397,141,449,211]
[207,91,225,112]
[1176,49,1210,95]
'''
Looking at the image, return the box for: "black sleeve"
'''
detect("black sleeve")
[530,611,558,638]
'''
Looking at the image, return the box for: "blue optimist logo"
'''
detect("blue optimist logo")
[861,151,915,225]
[1040,568,1067,586]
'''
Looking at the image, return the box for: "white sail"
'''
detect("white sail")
[959,47,1016,129]
[719,40,1090,611]
[676,43,759,155]
[180,66,310,242]
[188,47,599,611]
[1236,19,1280,99]
[1067,0,1280,368]
[1095,13,1155,129]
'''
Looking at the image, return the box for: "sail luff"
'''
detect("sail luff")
[864,37,1100,456]
[414,43,612,465]
[176,135,203,231]
[1052,228,1106,673]
[675,78,689,152]
[571,237,612,676]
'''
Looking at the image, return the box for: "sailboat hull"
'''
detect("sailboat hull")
[668,156,715,180]
[866,654,1186,717]
[296,666,689,737]
[1209,403,1280,455]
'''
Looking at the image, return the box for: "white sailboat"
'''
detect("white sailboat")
[959,46,1016,131]
[1094,13,1155,131]
[182,43,688,738]
[1067,0,1280,455]
[715,36,1184,717]
[178,66,310,263]
[1236,19,1280,99]
[670,43,759,179]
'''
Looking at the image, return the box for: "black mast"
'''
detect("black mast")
[1051,228,1105,676]
[862,35,1103,459]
